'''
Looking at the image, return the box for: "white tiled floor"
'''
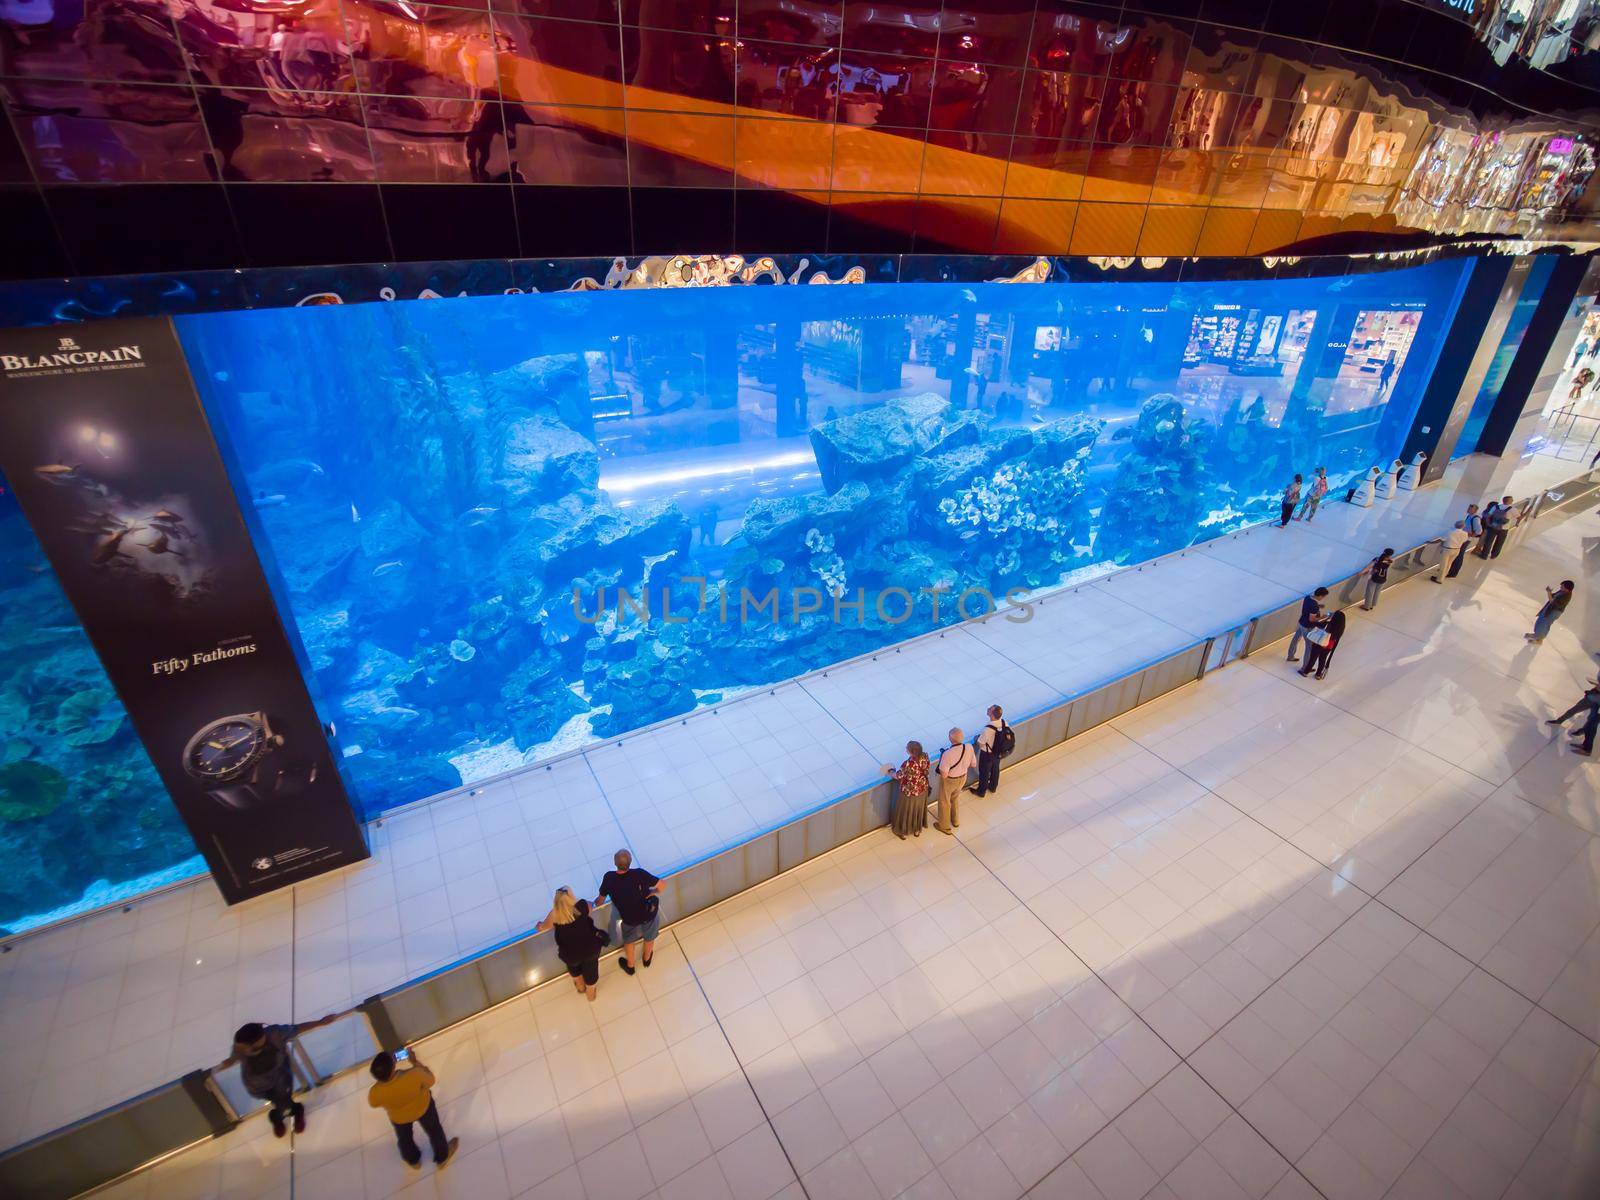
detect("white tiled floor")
[6,452,1599,1200]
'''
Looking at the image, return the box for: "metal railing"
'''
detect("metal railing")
[6,465,1595,1199]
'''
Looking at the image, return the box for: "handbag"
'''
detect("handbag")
[1306,627,1331,647]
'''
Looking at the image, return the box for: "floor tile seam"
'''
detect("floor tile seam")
[574,743,640,870]
[1065,724,1549,1192]
[1332,903,1600,1200]
[669,925,815,1200]
[1224,646,1510,794]
[1276,508,1600,801]
[1487,1036,1600,1200]
[1114,719,1600,1194]
[1360,890,1600,1053]
[1105,705,1600,1056]
[794,675,906,766]
[946,619,1073,706]
[942,805,1332,1200]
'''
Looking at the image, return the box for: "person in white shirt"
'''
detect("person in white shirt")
[934,730,976,835]
[973,705,1008,797]
[1431,521,1471,583]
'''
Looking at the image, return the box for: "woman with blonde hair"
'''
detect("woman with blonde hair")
[535,887,608,1001]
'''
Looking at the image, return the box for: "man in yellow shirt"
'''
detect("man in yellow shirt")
[368,1048,458,1169]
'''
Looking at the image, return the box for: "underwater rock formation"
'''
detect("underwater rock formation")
[0,503,193,930]
[1099,394,1214,564]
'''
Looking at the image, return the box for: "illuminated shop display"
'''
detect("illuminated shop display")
[2,0,1598,275]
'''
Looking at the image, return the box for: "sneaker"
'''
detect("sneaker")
[436,1137,460,1168]
[619,959,636,976]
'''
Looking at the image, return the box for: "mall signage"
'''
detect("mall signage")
[0,318,367,902]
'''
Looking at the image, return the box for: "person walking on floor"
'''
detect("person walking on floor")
[537,887,608,1002]
[217,1012,346,1138]
[1297,608,1346,680]
[934,729,976,835]
[1361,548,1394,611]
[1288,587,1329,663]
[1546,678,1600,732]
[368,1048,459,1170]
[1479,496,1516,558]
[1295,468,1329,521]
[1526,580,1576,643]
[974,704,1012,798]
[1280,474,1302,527]
[1571,702,1600,757]
[1431,521,1471,582]
[883,740,931,838]
[595,849,663,974]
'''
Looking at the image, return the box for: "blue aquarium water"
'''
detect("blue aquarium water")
[0,475,204,933]
[175,259,1470,820]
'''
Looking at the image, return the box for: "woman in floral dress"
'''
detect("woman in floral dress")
[883,741,931,838]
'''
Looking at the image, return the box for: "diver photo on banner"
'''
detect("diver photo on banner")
[0,317,367,903]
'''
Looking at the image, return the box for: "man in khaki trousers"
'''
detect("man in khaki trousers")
[934,729,976,835]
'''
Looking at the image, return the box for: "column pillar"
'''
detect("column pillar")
[1396,255,1520,482]
[1476,253,1600,460]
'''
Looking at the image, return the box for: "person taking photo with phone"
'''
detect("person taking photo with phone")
[368,1046,459,1170]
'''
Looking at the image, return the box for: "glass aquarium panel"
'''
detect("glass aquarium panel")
[177,258,1470,817]
[0,473,203,934]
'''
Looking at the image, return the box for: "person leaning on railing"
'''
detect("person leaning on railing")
[214,1010,349,1137]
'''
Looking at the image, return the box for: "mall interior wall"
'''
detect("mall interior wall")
[1476,254,1600,458]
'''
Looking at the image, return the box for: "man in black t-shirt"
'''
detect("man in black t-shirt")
[1287,587,1329,663]
[595,849,663,976]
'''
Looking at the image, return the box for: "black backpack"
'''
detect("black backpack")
[989,723,1016,758]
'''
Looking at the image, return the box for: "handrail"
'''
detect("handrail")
[7,461,1596,1200]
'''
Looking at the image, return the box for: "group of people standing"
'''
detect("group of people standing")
[1279,466,1331,526]
[1431,494,1519,582]
[1288,586,1346,679]
[215,846,667,1172]
[534,848,664,1001]
[882,704,1014,838]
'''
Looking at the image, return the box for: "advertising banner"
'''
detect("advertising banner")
[0,317,367,902]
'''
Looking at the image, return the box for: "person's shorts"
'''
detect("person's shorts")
[567,957,599,986]
[619,913,660,945]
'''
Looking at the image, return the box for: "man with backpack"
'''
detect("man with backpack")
[1478,496,1515,559]
[973,704,1014,798]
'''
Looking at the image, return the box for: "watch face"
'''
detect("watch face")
[187,717,266,781]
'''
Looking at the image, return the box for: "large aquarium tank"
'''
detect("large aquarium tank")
[0,474,203,933]
[178,258,1470,819]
